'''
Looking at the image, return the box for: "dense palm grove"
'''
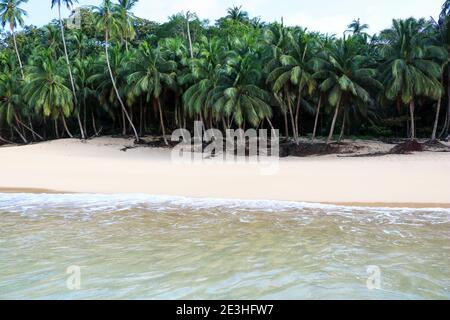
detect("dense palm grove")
[1,0,450,145]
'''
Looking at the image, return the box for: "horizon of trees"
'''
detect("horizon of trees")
[0,0,450,145]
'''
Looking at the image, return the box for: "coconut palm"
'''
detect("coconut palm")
[126,42,177,145]
[73,56,97,136]
[264,22,292,137]
[380,18,445,139]
[315,36,382,144]
[226,6,249,23]
[88,45,131,134]
[433,0,450,139]
[94,0,139,142]
[117,0,137,51]
[182,37,229,124]
[0,57,27,142]
[214,49,273,129]
[51,0,86,139]
[346,18,369,35]
[267,29,319,142]
[160,37,190,129]
[0,0,28,78]
[0,48,43,142]
[24,50,74,138]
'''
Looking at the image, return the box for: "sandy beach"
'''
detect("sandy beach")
[0,137,449,207]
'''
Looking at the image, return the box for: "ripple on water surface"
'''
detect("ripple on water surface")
[0,193,449,300]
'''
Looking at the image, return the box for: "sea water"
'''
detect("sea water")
[0,193,449,300]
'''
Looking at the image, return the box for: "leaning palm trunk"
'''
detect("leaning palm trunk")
[12,125,27,143]
[0,134,13,144]
[104,29,139,142]
[14,114,44,141]
[61,113,73,138]
[11,27,24,78]
[57,4,85,140]
[327,99,341,145]
[312,96,322,143]
[409,99,416,140]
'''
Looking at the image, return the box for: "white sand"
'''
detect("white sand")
[1,137,449,207]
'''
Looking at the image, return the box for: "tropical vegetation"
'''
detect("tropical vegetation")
[1,0,450,145]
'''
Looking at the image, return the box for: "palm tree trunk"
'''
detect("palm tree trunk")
[58,4,85,140]
[432,96,442,141]
[15,114,44,141]
[327,98,341,145]
[409,99,416,140]
[61,113,73,138]
[54,119,59,139]
[92,110,98,136]
[440,110,448,139]
[121,108,126,135]
[312,96,322,143]
[28,117,37,141]
[11,28,24,78]
[446,67,450,139]
[186,12,194,59]
[283,112,289,138]
[432,70,444,141]
[0,134,13,144]
[13,125,27,144]
[294,84,302,140]
[266,117,275,130]
[83,100,87,136]
[285,87,298,142]
[156,98,168,145]
[104,29,140,142]
[139,98,143,136]
[338,113,346,144]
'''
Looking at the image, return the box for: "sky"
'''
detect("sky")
[21,0,444,35]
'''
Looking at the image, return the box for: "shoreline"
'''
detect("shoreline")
[1,187,450,209]
[1,137,450,209]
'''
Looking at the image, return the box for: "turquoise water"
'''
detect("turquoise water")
[0,194,449,300]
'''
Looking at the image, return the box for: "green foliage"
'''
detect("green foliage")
[0,0,448,142]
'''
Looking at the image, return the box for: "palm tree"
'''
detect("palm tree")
[264,21,291,137]
[126,42,177,145]
[380,18,445,139]
[183,37,228,125]
[346,18,369,35]
[94,0,139,142]
[0,53,43,142]
[214,47,273,129]
[51,0,86,139]
[268,29,318,142]
[0,0,28,78]
[226,6,249,23]
[315,36,382,144]
[73,56,97,136]
[24,51,74,138]
[88,45,131,134]
[0,58,27,142]
[434,0,450,139]
[117,0,137,51]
